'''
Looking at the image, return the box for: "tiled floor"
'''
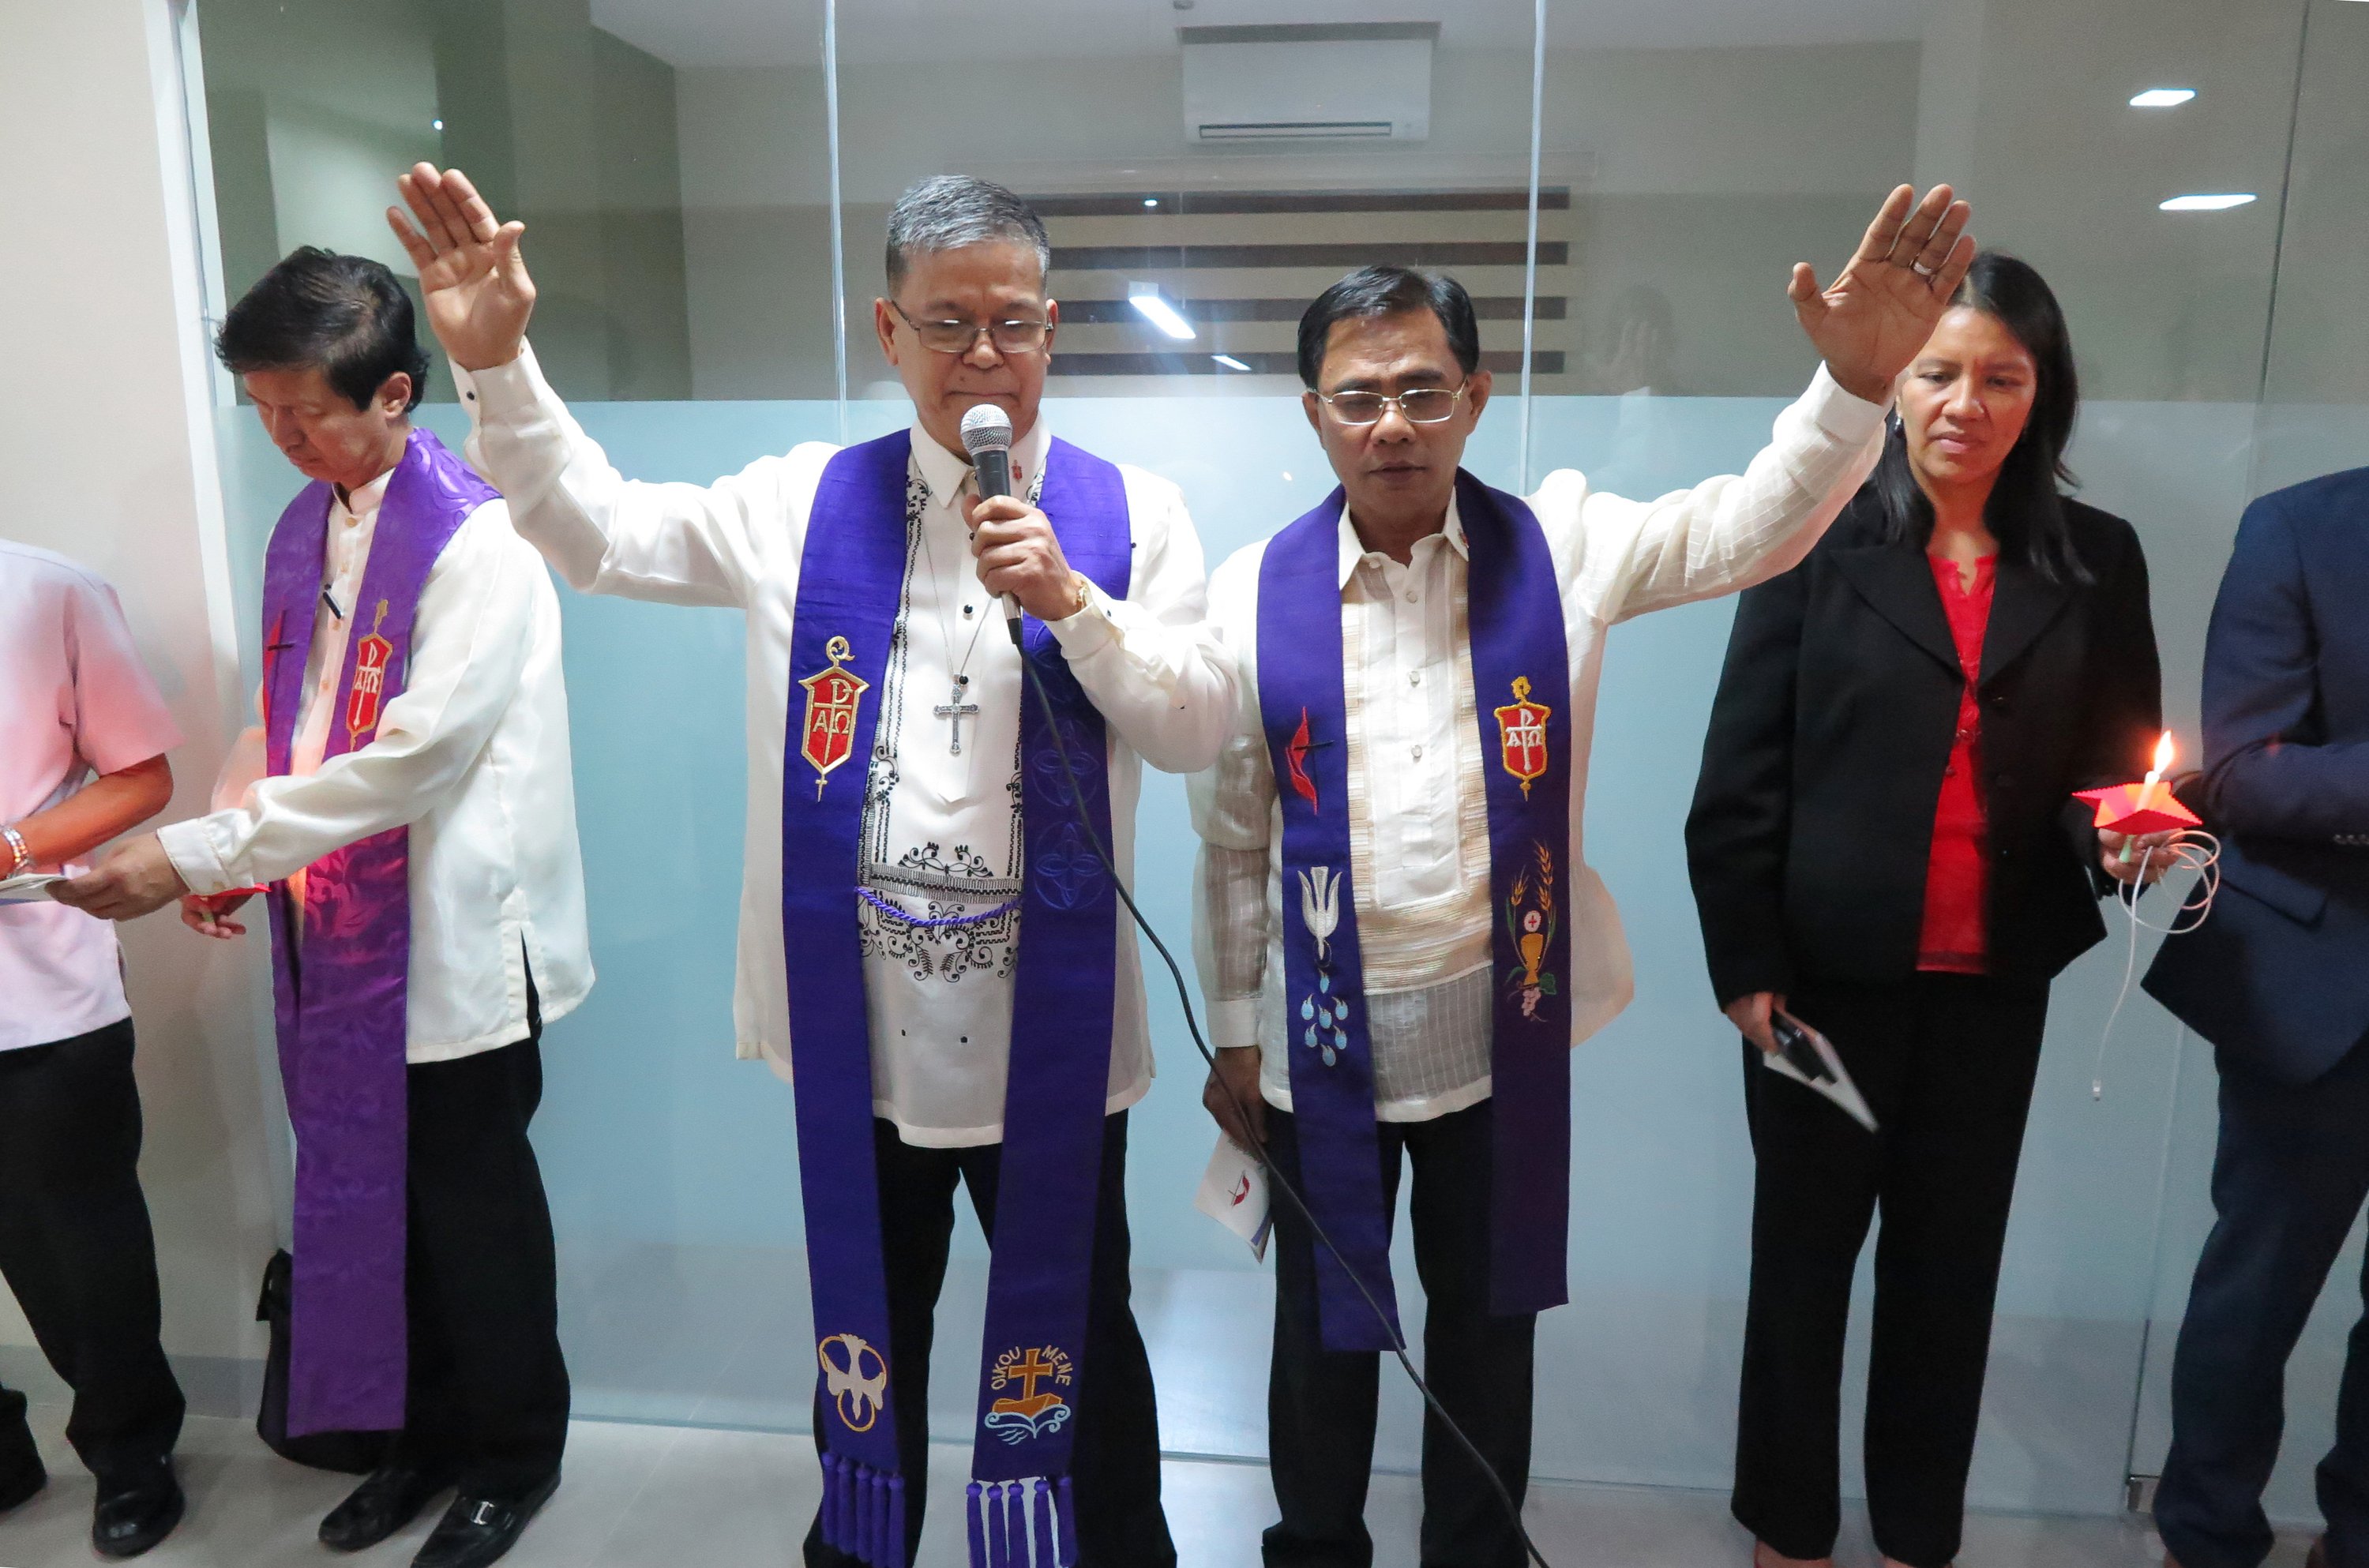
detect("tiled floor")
[0,1405,2322,1568]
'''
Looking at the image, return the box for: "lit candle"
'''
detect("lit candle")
[2139,731,2174,809]
[2122,731,2176,865]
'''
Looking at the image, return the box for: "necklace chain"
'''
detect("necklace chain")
[916,493,992,689]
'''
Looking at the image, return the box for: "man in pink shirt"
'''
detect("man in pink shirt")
[0,541,187,1558]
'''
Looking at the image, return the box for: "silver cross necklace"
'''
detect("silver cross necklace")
[917,510,990,756]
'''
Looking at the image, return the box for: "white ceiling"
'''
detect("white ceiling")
[591,0,1933,69]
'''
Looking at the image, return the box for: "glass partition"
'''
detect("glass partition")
[2127,0,2369,1528]
[185,0,2352,1536]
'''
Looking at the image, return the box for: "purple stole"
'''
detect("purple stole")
[1256,473,1574,1351]
[781,430,1130,1568]
[259,429,495,1434]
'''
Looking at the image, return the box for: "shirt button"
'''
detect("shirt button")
[1412,745,1425,761]
[1409,671,1422,687]
[1404,591,1417,603]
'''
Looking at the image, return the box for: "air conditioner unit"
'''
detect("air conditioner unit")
[1180,23,1435,144]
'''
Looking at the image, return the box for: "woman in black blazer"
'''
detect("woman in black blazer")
[1685,253,2166,1568]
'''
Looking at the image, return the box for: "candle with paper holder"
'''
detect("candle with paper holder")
[2075,730,2198,866]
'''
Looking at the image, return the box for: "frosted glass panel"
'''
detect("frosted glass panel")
[210,384,2268,1493]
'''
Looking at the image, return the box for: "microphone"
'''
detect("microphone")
[959,403,1026,647]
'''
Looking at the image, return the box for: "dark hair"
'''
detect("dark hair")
[216,247,430,412]
[884,175,1051,295]
[1297,265,1481,389]
[1870,250,2088,584]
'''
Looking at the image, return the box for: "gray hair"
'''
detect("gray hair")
[884,175,1052,296]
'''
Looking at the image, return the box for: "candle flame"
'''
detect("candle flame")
[2153,731,2176,774]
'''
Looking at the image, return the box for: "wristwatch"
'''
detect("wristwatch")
[1069,572,1092,618]
[2,824,31,879]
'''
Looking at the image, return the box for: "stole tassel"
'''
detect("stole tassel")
[964,1474,1072,1567]
[1002,1479,1026,1566]
[1031,1479,1057,1567]
[988,1484,1015,1568]
[820,1456,907,1568]
[1055,1476,1079,1566]
[822,1454,848,1553]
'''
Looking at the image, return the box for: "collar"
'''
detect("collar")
[1335,492,1469,590]
[907,412,1053,513]
[332,469,393,526]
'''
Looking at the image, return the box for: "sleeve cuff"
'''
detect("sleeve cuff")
[1046,578,1120,660]
[1210,995,1262,1053]
[1802,361,1891,444]
[450,342,547,423]
[156,815,238,898]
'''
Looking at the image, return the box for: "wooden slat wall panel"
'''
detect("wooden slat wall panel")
[1033,186,1568,384]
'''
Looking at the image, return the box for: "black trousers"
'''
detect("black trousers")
[1263,1100,1537,1568]
[1734,973,2050,1568]
[389,1036,570,1497]
[0,1021,185,1482]
[2156,1035,2369,1568]
[802,1112,1173,1568]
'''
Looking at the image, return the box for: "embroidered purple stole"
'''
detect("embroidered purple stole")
[782,430,1130,1568]
[1256,472,1574,1352]
[258,429,494,1434]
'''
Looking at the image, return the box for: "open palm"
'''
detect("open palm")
[1792,183,1976,404]
[385,163,535,373]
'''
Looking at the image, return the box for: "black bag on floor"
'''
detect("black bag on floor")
[254,1250,394,1474]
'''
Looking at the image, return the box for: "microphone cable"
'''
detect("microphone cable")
[1016,633,1557,1568]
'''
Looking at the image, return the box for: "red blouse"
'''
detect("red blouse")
[1918,553,1998,973]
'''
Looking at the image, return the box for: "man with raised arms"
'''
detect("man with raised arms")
[1189,186,1974,1568]
[389,165,1231,1568]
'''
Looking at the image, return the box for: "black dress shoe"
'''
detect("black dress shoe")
[411,1471,559,1568]
[0,1390,44,1512]
[321,1461,459,1552]
[92,1457,183,1559]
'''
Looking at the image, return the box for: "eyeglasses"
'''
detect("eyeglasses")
[1314,383,1469,427]
[890,302,1051,357]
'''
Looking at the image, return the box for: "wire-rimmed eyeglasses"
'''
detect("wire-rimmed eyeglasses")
[1313,382,1469,427]
[890,301,1051,356]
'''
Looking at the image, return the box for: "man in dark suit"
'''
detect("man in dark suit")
[2146,466,2369,1568]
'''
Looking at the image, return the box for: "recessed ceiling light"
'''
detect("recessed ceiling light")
[431,118,444,130]
[2160,193,2257,211]
[1212,354,1250,371]
[2130,88,2197,108]
[1143,197,1159,208]
[1128,282,1196,340]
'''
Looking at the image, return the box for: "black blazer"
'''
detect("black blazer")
[2145,467,2369,1085]
[1686,489,2163,1005]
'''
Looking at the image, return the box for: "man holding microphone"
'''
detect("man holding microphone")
[388,164,1231,1568]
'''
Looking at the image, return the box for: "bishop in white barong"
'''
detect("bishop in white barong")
[390,166,1231,1568]
[1188,187,1976,1568]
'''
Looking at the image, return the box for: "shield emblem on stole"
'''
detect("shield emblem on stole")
[1493,676,1552,798]
[345,600,395,743]
[798,635,870,797]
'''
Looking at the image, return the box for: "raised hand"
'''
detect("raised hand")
[1790,183,1976,405]
[386,163,535,372]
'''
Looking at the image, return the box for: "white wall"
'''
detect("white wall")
[0,0,280,1409]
